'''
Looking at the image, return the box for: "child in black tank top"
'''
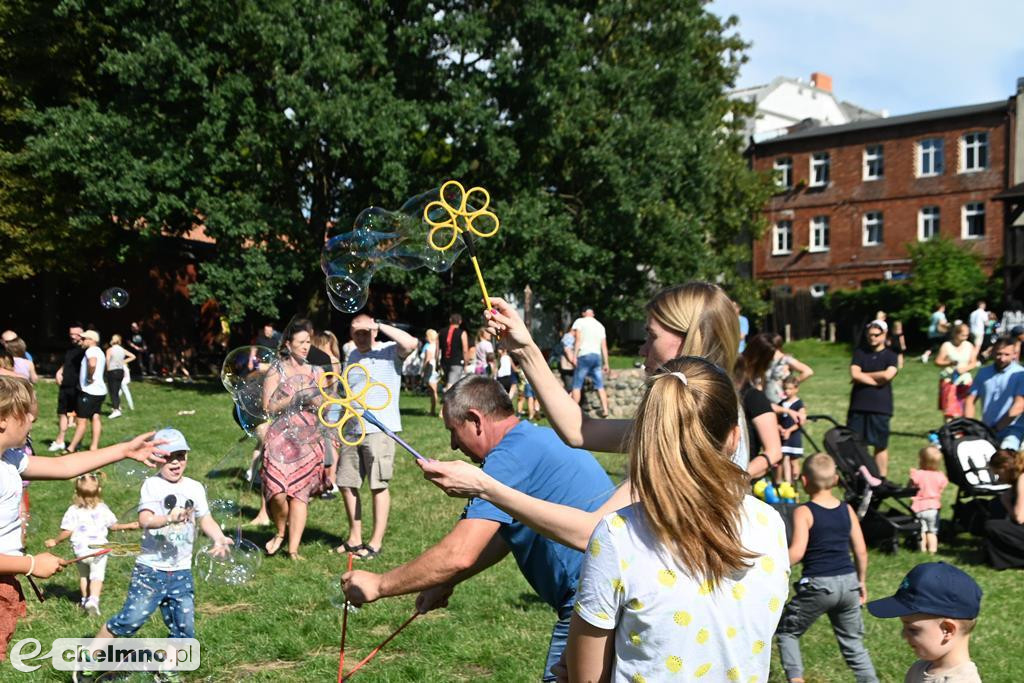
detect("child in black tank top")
[776,453,879,683]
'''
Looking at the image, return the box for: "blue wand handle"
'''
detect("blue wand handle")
[361,410,429,462]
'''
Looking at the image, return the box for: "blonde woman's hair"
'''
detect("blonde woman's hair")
[0,375,34,421]
[425,328,438,343]
[918,446,943,471]
[646,282,740,374]
[313,331,341,360]
[73,472,106,509]
[802,453,838,493]
[628,356,754,587]
[109,334,123,346]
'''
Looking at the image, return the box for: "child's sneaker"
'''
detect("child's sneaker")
[108,409,122,419]
[84,597,101,617]
[79,596,88,610]
[48,440,65,452]
[71,652,98,682]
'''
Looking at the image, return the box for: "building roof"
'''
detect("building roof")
[753,99,1008,147]
[994,182,1024,201]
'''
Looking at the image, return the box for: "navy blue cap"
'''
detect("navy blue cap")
[1011,325,1024,337]
[867,562,981,619]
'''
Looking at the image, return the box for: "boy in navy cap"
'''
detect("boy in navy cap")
[867,562,982,683]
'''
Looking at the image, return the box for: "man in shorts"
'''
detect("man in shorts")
[67,330,107,452]
[51,323,84,451]
[570,306,610,417]
[336,314,417,559]
[848,320,899,477]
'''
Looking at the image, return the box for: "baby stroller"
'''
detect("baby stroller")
[935,418,1010,537]
[801,415,920,553]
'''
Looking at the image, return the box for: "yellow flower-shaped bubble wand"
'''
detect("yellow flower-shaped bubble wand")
[317,363,428,461]
[424,180,500,313]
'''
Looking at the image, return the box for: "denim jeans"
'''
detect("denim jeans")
[106,564,195,639]
[572,353,605,390]
[542,604,573,682]
[776,572,878,683]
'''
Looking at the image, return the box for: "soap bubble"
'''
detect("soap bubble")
[194,538,262,586]
[207,436,259,481]
[263,410,323,465]
[209,499,240,517]
[325,273,371,314]
[100,287,130,309]
[221,346,277,395]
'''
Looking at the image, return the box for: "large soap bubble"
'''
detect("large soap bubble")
[320,185,486,314]
[100,287,130,309]
[263,410,322,465]
[194,538,262,586]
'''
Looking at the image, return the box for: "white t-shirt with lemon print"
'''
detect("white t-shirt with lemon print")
[574,496,790,683]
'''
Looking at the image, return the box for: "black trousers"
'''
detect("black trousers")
[105,369,125,410]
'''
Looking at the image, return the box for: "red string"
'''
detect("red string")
[341,611,420,680]
[337,553,354,683]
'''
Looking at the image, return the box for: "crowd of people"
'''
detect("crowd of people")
[3,286,1021,682]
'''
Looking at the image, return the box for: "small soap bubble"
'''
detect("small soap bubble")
[194,538,262,586]
[100,287,130,309]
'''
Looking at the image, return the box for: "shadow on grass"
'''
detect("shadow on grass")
[41,583,83,604]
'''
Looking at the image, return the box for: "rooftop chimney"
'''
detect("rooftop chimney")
[810,72,833,93]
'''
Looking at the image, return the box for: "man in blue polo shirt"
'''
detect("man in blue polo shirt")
[341,375,613,681]
[966,338,1024,448]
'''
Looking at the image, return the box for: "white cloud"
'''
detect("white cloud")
[711,0,1024,114]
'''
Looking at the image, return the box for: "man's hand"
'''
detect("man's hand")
[859,581,868,605]
[342,569,383,607]
[415,584,454,614]
[351,319,379,333]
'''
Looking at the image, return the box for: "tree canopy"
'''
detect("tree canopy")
[1,0,769,322]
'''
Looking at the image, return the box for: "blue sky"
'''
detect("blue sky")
[709,0,1024,115]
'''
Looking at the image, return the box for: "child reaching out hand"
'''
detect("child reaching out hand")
[44,472,139,616]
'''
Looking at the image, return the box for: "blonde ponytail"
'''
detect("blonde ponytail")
[628,356,756,587]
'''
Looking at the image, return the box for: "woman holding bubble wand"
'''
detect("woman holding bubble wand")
[260,319,327,560]
[419,282,783,552]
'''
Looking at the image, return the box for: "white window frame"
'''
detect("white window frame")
[962,202,985,239]
[862,211,883,246]
[773,157,793,189]
[810,216,830,252]
[863,145,883,180]
[961,132,989,172]
[918,206,940,241]
[810,153,830,187]
[917,138,944,177]
[772,220,793,255]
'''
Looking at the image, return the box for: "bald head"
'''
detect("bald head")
[1,330,16,343]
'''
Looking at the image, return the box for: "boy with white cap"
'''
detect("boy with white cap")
[78,429,231,681]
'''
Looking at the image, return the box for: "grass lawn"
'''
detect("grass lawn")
[11,344,1024,681]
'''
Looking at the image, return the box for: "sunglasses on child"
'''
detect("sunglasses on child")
[164,451,189,463]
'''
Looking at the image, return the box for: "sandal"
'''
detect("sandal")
[334,542,362,555]
[355,544,381,560]
[265,534,284,556]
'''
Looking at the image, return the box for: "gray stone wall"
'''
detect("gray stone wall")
[579,368,647,418]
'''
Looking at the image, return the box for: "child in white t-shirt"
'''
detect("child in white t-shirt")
[44,472,138,616]
[91,428,231,643]
[567,357,790,682]
[0,375,164,660]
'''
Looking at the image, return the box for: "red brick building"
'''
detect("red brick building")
[749,96,1021,298]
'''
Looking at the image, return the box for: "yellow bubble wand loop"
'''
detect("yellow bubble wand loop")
[316,365,429,461]
[424,179,500,313]
[317,364,392,448]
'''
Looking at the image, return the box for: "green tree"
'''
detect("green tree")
[3,0,769,323]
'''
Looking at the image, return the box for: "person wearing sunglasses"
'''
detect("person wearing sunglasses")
[849,320,900,477]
